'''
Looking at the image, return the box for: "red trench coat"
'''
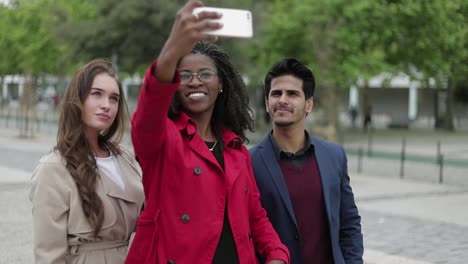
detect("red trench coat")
[126,61,289,264]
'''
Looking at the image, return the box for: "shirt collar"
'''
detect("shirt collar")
[268,130,314,160]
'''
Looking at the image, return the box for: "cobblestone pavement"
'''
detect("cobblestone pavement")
[2,127,468,263]
[361,208,468,264]
[357,185,468,263]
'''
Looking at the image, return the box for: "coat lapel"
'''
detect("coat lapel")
[185,123,244,187]
[177,114,225,174]
[310,137,333,225]
[188,135,225,171]
[258,137,298,226]
[97,153,144,235]
[99,154,143,204]
[187,135,244,189]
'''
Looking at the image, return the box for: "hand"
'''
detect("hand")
[156,0,223,82]
[266,260,286,264]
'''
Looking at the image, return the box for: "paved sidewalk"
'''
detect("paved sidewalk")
[0,166,30,183]
[352,174,468,227]
[351,173,468,264]
[2,127,468,263]
[2,167,465,263]
[0,127,55,152]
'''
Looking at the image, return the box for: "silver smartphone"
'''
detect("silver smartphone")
[193,7,253,38]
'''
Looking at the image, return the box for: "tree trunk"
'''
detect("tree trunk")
[433,88,440,129]
[0,77,4,109]
[325,85,339,142]
[360,80,371,130]
[434,75,455,131]
[19,69,35,138]
[312,82,338,142]
[444,75,455,131]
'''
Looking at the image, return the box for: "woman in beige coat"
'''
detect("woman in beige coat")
[30,59,144,264]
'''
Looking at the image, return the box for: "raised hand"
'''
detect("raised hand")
[155,0,223,82]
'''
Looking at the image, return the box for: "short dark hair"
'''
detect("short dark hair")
[264,58,315,99]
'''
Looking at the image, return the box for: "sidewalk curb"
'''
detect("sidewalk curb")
[0,166,31,184]
[365,249,433,264]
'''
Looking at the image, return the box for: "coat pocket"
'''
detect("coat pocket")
[125,209,160,264]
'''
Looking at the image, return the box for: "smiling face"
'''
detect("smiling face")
[266,74,313,128]
[177,53,221,120]
[81,73,120,138]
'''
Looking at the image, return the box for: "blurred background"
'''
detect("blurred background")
[0,0,468,181]
[1,0,467,135]
[1,0,467,183]
[1,1,468,263]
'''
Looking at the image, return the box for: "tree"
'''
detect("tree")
[0,5,22,75]
[252,0,391,141]
[251,0,467,135]
[1,0,69,137]
[53,0,260,76]
[382,0,467,131]
[51,0,186,75]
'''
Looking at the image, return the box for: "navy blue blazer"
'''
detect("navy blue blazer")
[249,134,363,264]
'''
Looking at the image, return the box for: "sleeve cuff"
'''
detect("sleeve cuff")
[144,60,181,87]
[266,249,290,264]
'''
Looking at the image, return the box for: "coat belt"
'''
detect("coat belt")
[70,240,129,255]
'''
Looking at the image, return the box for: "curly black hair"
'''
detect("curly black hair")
[168,41,254,143]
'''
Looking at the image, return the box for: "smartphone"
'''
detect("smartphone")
[193,7,253,38]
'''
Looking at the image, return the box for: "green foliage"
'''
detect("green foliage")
[0,0,68,75]
[383,0,467,84]
[52,0,187,75]
[252,0,467,91]
[252,0,392,89]
[0,5,20,75]
[56,0,258,75]
[2,0,465,88]
[1,0,260,77]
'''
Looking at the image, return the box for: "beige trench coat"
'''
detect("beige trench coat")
[30,147,144,264]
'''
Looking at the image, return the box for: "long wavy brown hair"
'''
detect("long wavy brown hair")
[55,58,128,237]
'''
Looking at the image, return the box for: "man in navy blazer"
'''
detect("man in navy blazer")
[249,58,363,264]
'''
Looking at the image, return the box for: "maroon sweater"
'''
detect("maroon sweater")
[279,149,334,264]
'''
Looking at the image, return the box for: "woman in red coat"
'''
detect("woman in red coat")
[125,1,289,264]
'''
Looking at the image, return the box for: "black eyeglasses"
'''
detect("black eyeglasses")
[179,69,217,85]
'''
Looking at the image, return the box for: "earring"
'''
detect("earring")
[219,89,223,93]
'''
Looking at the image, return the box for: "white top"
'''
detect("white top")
[96,155,125,190]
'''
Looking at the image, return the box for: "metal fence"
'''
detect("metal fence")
[2,104,467,185]
[343,130,468,185]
